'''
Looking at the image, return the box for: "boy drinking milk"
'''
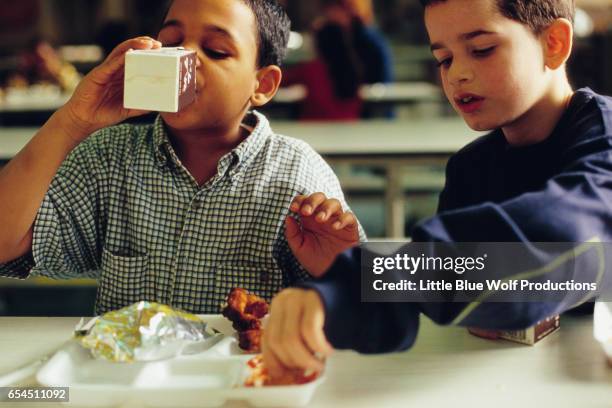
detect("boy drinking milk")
[0,0,364,314]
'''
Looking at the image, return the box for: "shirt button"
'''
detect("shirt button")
[192,199,203,210]
[260,271,270,282]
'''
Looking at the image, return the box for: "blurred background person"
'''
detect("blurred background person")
[281,0,396,121]
[282,12,364,121]
[343,0,394,86]
[345,0,396,118]
[4,38,80,93]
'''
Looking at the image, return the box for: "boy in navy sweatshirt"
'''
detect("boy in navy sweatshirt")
[262,0,612,376]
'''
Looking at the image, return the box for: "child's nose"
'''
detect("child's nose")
[448,61,474,86]
[181,41,204,68]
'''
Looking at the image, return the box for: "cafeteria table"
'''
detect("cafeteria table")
[0,314,610,407]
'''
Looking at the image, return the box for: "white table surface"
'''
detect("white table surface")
[0,314,610,408]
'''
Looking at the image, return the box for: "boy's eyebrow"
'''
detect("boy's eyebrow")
[159,20,237,43]
[201,25,237,42]
[160,19,183,30]
[460,29,496,41]
[430,30,497,52]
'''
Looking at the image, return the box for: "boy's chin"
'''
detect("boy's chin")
[160,109,204,130]
[462,116,498,132]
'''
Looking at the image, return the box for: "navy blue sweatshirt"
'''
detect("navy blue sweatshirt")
[302,88,612,353]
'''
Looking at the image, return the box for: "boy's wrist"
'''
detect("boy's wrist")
[52,106,95,147]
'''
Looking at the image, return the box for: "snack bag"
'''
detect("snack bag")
[78,301,220,363]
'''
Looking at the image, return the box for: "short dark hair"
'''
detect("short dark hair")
[419,0,575,34]
[162,0,291,67]
[241,0,291,67]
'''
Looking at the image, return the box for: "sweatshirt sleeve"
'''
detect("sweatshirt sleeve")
[410,140,612,328]
[299,247,420,354]
[298,92,612,354]
[300,133,612,353]
[413,143,612,243]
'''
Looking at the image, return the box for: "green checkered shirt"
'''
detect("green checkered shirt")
[1,111,364,314]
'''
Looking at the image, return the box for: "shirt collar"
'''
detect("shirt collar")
[153,115,172,167]
[152,111,272,178]
[228,111,271,177]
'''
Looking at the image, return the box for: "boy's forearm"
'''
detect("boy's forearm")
[300,248,420,354]
[0,108,86,262]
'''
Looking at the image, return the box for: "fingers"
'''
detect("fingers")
[261,339,286,379]
[281,297,325,372]
[266,292,294,368]
[315,199,342,223]
[332,211,358,231]
[290,193,346,223]
[290,193,327,217]
[263,290,331,379]
[301,292,333,357]
[94,37,162,80]
[289,195,307,213]
[263,296,287,378]
[106,36,162,62]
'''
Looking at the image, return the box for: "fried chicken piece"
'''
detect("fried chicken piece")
[222,288,269,352]
[244,355,319,387]
[244,295,268,318]
[238,329,262,353]
[222,288,268,332]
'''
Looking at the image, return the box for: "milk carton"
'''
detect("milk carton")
[124,47,196,112]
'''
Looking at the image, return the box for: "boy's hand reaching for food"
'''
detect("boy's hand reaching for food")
[262,288,333,380]
[286,193,359,277]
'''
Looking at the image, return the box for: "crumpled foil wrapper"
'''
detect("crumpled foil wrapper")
[77,301,219,363]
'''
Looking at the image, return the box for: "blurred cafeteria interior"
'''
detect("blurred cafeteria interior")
[0,0,611,315]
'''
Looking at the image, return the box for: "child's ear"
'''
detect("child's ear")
[250,65,282,107]
[542,18,573,70]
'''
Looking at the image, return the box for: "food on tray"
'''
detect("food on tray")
[244,355,319,387]
[238,329,262,353]
[77,301,220,363]
[593,302,612,366]
[222,288,269,352]
[222,288,269,330]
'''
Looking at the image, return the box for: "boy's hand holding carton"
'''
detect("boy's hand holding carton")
[60,37,162,143]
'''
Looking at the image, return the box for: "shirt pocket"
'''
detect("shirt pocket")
[95,248,150,314]
[214,262,283,306]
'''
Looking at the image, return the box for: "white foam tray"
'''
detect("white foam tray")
[36,315,324,407]
[594,302,612,363]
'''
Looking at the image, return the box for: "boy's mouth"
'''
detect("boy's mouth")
[455,93,484,114]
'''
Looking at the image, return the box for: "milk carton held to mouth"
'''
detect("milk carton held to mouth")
[124,47,197,113]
